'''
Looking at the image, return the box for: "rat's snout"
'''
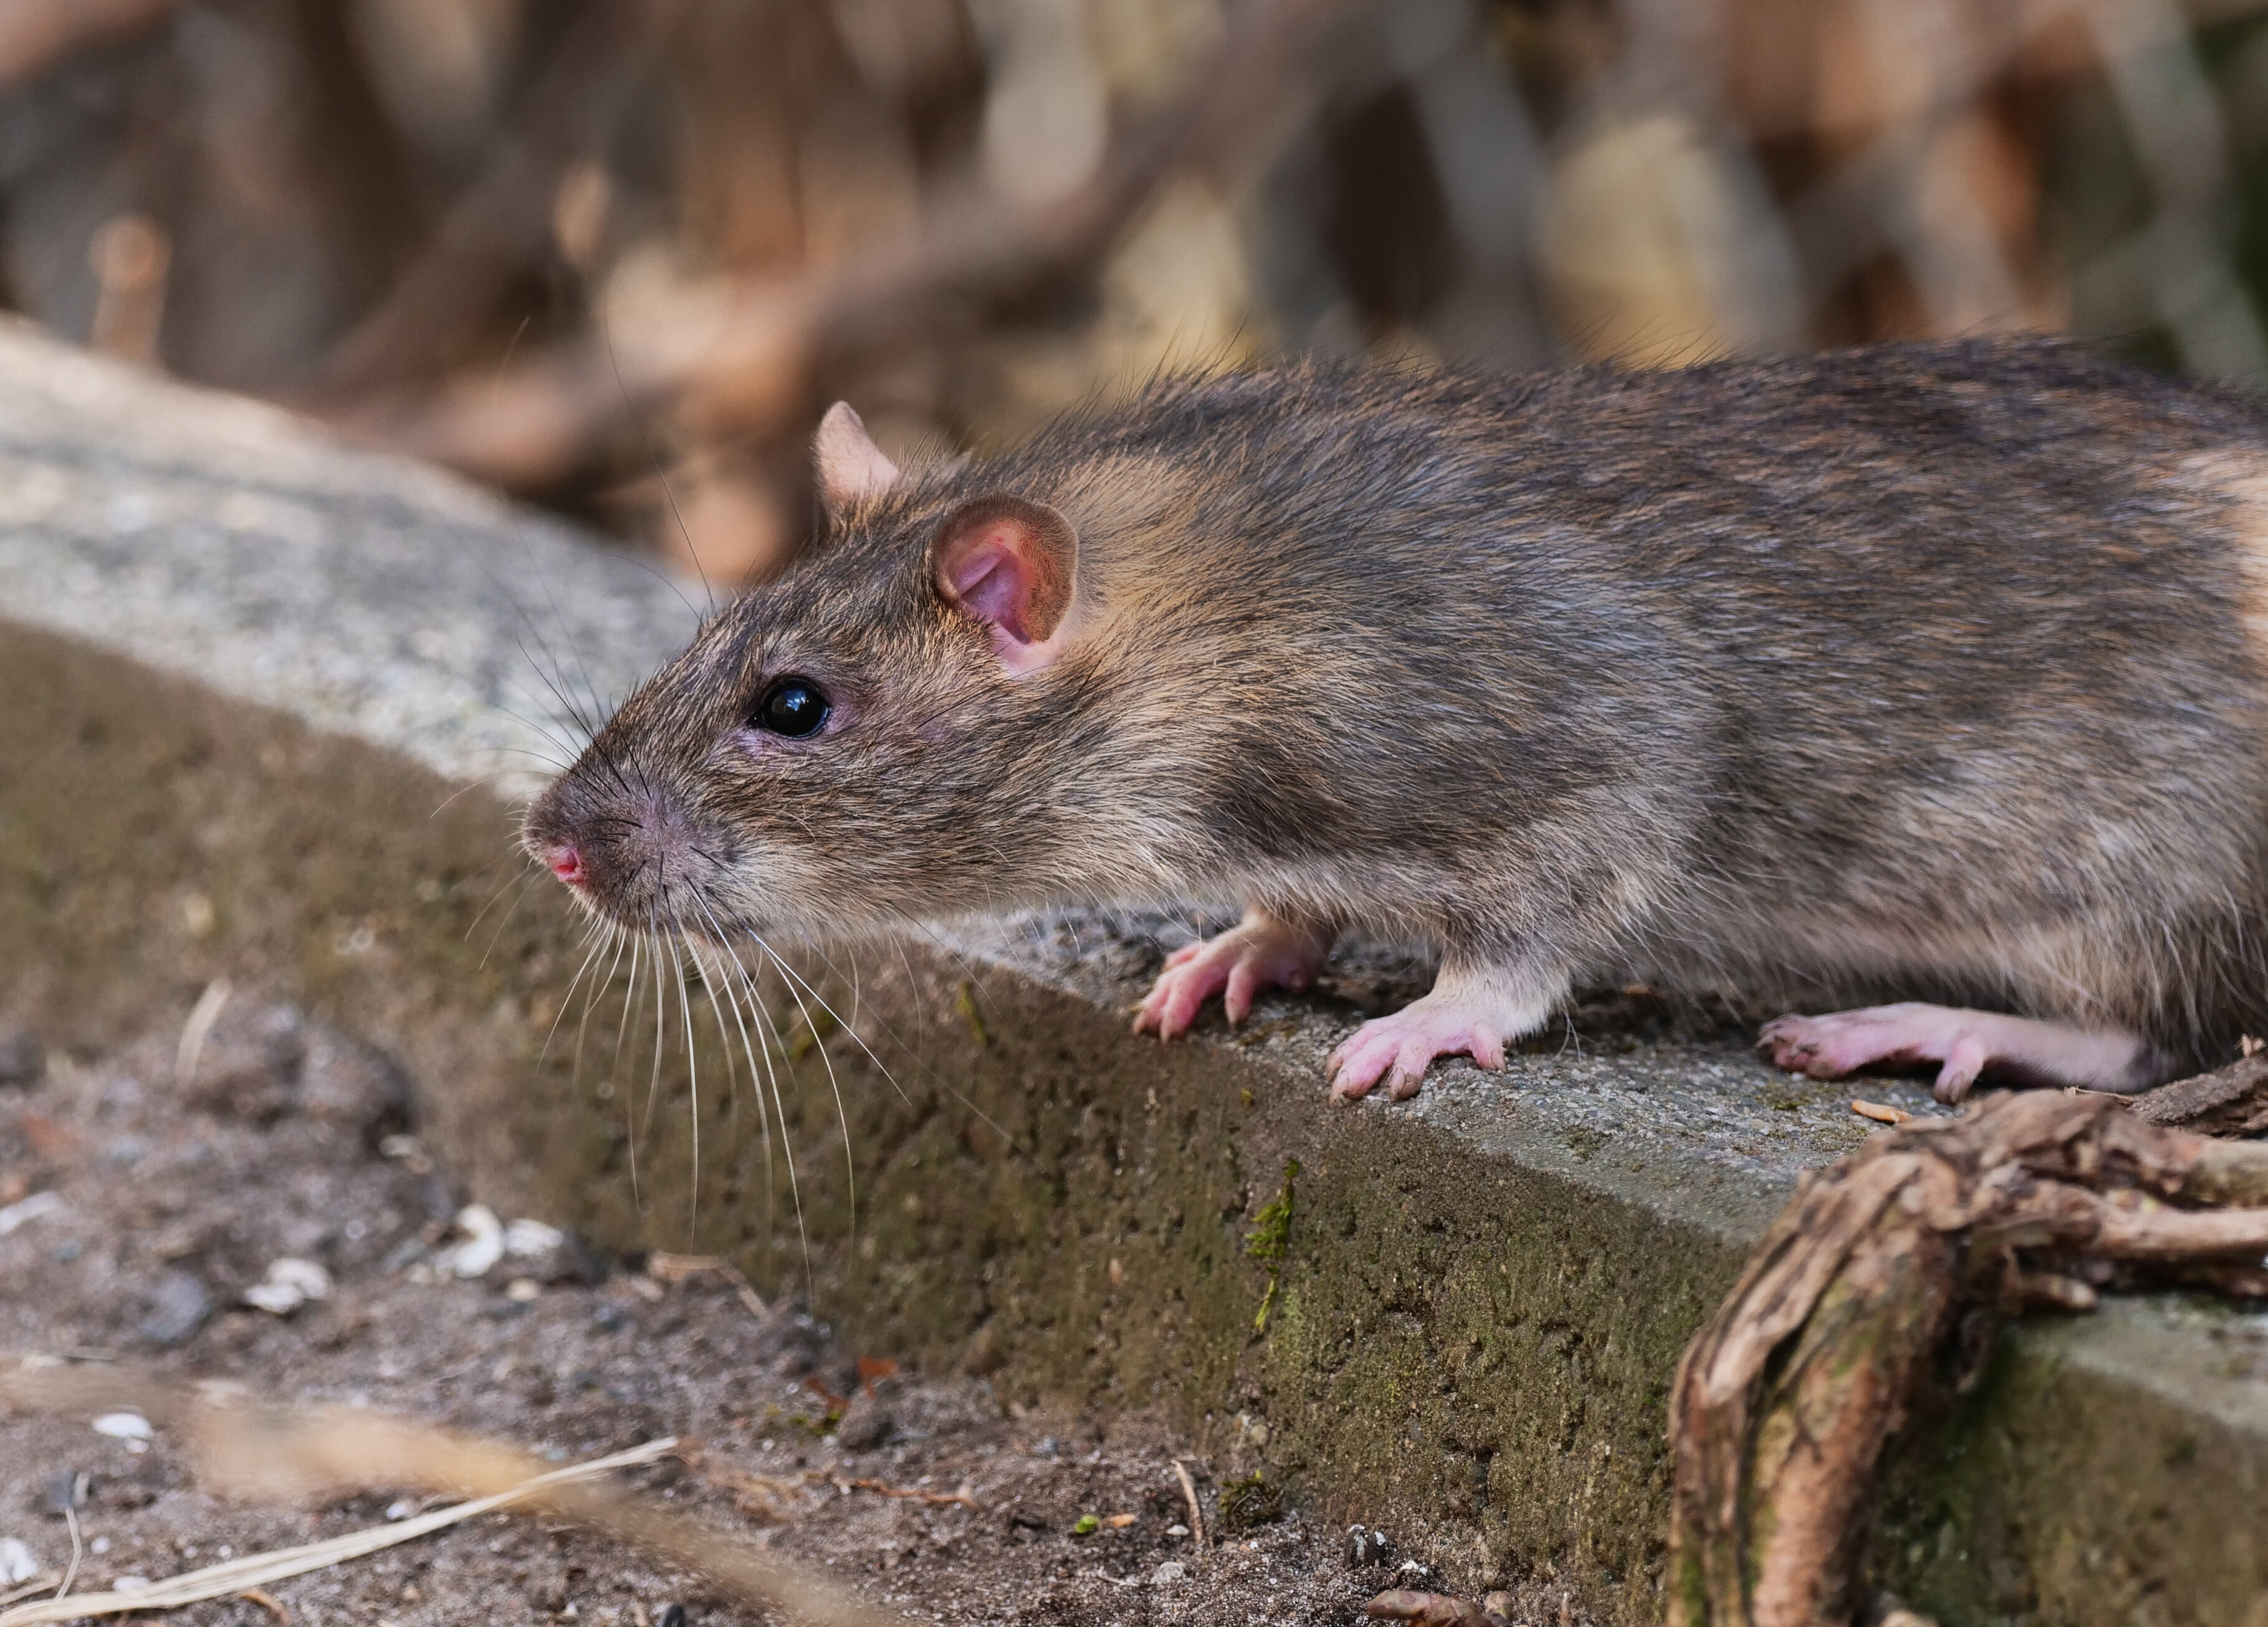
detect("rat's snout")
[522,765,721,928]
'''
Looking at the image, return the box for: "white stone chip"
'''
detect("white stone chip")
[0,1191,64,1237]
[242,1256,334,1315]
[504,1218,566,1258]
[436,1205,505,1278]
[92,1412,152,1441]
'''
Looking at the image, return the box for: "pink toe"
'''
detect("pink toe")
[1935,1035,1987,1103]
[1329,1037,1389,1099]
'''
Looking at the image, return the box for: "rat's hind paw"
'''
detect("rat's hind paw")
[1327,993,1514,1103]
[1133,912,1331,1043]
[1759,1003,2163,1104]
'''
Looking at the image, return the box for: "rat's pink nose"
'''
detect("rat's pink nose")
[545,842,587,886]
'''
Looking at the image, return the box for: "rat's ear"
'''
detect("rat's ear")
[814,402,901,515]
[931,495,1078,674]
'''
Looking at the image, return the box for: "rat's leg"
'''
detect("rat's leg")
[1134,907,1334,1042]
[1759,1003,2170,1104]
[1327,956,1569,1103]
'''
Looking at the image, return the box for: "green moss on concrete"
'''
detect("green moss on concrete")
[1875,1300,2268,1625]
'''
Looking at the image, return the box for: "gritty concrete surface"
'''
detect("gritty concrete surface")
[2,322,2266,1625]
[0,316,696,793]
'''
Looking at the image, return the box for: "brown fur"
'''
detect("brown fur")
[526,338,2268,1074]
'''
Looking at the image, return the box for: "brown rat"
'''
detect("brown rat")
[524,338,2268,1105]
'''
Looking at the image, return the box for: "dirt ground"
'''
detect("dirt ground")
[0,993,1533,1627]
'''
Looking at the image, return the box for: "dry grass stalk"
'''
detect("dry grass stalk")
[0,1365,905,1627]
[0,1437,672,1626]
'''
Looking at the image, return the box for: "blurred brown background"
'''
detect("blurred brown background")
[3,0,2265,581]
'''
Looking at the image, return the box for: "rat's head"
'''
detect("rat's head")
[524,403,1144,946]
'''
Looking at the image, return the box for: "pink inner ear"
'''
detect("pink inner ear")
[945,528,1033,642]
[931,495,1076,665]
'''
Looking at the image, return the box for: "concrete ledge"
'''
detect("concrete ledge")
[2,322,2265,1625]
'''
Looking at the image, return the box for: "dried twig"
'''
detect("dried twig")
[677,1443,977,1520]
[1172,1458,1208,1550]
[836,1475,979,1510]
[1365,1591,1516,1626]
[2128,1051,2268,1133]
[1663,1090,2268,1627]
[643,1251,768,1317]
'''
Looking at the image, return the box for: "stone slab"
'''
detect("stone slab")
[1,320,2264,1625]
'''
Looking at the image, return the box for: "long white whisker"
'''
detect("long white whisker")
[644,910,669,1149]
[615,932,647,1212]
[539,920,614,1066]
[731,938,811,1297]
[692,898,785,1253]
[750,935,859,1241]
[784,933,1022,1153]
[571,920,630,1103]
[671,923,702,1231]
[462,865,535,947]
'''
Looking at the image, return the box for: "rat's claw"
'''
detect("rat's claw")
[1328,995,1511,1102]
[1133,914,1330,1043]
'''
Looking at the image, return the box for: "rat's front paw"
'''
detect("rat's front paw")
[1326,993,1513,1102]
[1133,912,1332,1043]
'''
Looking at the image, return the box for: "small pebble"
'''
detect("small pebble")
[1151,1560,1187,1586]
[92,1413,152,1442]
[1345,1524,1395,1567]
[137,1272,212,1348]
[42,1469,87,1515]
[833,1396,892,1452]
[0,1031,42,1087]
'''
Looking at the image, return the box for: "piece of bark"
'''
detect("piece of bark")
[1666,1091,2268,1627]
[2128,1052,2268,1133]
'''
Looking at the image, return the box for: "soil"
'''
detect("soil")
[0,993,1504,1627]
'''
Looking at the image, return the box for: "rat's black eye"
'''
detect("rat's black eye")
[753,675,830,738]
